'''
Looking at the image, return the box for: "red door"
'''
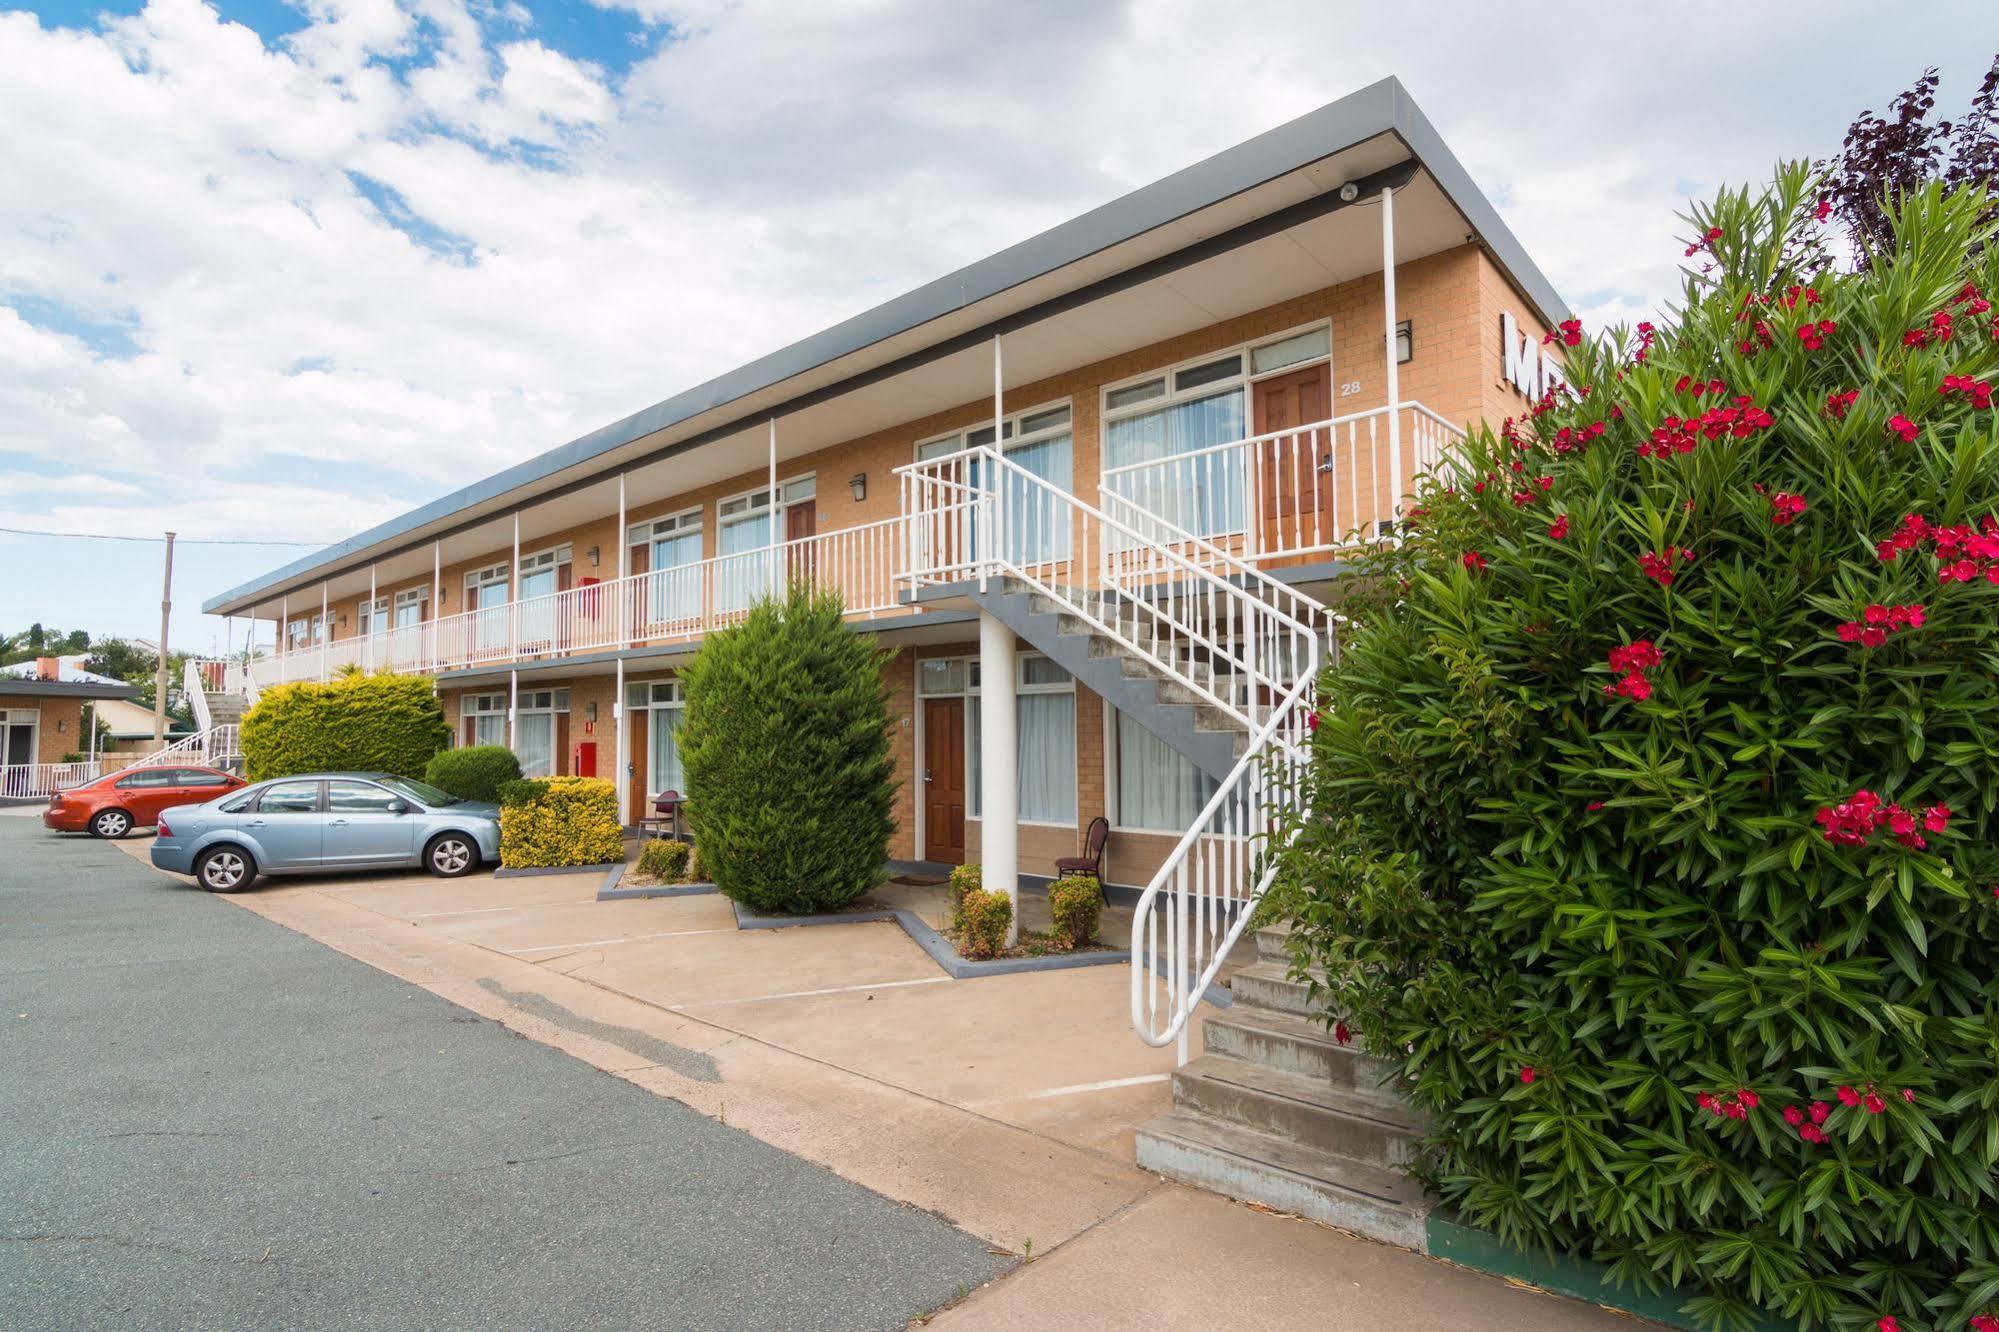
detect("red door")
[785,500,818,590]
[922,697,965,865]
[1253,363,1334,559]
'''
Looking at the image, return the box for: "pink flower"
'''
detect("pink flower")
[1809,1100,1832,1125]
[1548,514,1570,540]
[1333,1021,1351,1046]
[1924,804,1950,834]
[1462,551,1487,574]
[1782,1105,1805,1126]
[1878,1317,1899,1332]
[1865,1091,1887,1115]
[1770,492,1808,526]
[1888,414,1919,444]
[1901,1088,1916,1105]
[1519,1066,1536,1084]
[1837,1085,1862,1106]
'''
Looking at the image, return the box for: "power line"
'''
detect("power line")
[0,525,324,547]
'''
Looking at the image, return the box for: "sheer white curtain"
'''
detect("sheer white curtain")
[471,714,504,747]
[998,434,1072,565]
[1104,390,1246,537]
[717,513,772,611]
[649,532,703,626]
[515,712,554,778]
[1116,714,1218,830]
[649,707,686,795]
[968,690,1077,824]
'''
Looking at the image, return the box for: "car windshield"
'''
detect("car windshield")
[377,776,459,807]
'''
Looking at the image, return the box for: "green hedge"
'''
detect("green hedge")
[1050,876,1101,950]
[957,889,1011,960]
[1275,167,1999,1331]
[635,838,690,882]
[678,588,896,914]
[497,777,624,869]
[241,674,449,782]
[423,744,521,803]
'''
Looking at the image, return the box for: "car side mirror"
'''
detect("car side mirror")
[387,800,411,814]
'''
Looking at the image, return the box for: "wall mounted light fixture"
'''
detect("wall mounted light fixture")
[849,472,867,503]
[1395,319,1414,365]
[586,546,600,568]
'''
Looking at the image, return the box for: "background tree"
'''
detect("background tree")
[0,624,90,665]
[1820,54,1999,268]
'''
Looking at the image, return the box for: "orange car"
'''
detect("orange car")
[43,765,246,839]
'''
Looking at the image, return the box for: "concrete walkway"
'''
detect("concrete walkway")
[0,819,1007,1330]
[81,832,1655,1330]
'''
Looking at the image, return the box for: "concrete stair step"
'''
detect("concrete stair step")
[1173,1054,1422,1169]
[1254,924,1293,962]
[1228,959,1321,1017]
[1135,1109,1428,1249]
[1203,1003,1399,1096]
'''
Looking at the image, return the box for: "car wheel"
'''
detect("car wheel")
[89,808,133,839]
[425,833,479,878]
[194,846,257,894]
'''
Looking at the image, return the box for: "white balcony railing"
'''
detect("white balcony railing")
[0,760,104,800]
[241,514,907,689]
[1099,403,1464,566]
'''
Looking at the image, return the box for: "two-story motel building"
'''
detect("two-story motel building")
[197,78,1565,909]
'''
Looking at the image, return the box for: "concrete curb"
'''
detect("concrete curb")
[729,897,1131,979]
[494,861,623,880]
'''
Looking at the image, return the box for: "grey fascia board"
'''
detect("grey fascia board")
[0,680,143,701]
[206,76,1566,615]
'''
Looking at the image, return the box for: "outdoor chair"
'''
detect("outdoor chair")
[1054,816,1110,903]
[637,790,687,841]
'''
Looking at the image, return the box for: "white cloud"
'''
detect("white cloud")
[0,0,1985,642]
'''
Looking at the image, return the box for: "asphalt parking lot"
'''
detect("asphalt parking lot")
[0,814,1007,1331]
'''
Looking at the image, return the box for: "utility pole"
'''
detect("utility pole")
[154,531,175,744]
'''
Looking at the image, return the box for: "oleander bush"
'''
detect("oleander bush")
[635,837,690,882]
[1274,166,1999,1331]
[947,863,982,933]
[957,888,1012,961]
[241,673,449,781]
[497,776,624,869]
[423,744,521,803]
[1049,875,1102,950]
[678,588,896,914]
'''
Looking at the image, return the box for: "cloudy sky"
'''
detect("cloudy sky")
[0,0,1990,652]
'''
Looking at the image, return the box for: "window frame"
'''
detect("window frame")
[1098,320,1333,436]
[255,779,324,814]
[912,398,1074,465]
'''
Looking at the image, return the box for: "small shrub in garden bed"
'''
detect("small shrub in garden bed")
[634,838,689,882]
[956,889,1011,961]
[1274,166,1999,1332]
[947,863,982,932]
[685,841,704,884]
[424,744,521,803]
[498,777,624,869]
[1049,875,1101,950]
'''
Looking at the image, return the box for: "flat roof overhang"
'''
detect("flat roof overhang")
[206,76,1567,619]
[0,680,143,701]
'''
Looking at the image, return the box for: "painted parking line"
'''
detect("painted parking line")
[1015,1073,1170,1101]
[505,927,737,956]
[669,976,952,1010]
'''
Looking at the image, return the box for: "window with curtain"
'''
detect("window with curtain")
[717,491,777,611]
[964,655,1076,824]
[1114,711,1219,831]
[633,511,703,627]
[649,706,685,796]
[1104,386,1247,538]
[514,712,554,778]
[917,404,1074,566]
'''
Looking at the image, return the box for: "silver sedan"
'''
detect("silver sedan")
[149,773,502,893]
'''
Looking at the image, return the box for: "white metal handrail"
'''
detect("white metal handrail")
[898,445,1321,1057]
[121,724,242,771]
[184,657,214,734]
[1100,402,1464,564]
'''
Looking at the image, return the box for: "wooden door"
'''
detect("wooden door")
[922,697,966,865]
[627,709,649,823]
[1253,363,1333,560]
[785,501,818,590]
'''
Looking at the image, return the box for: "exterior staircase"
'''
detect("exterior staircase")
[1136,925,1432,1247]
[965,579,1247,781]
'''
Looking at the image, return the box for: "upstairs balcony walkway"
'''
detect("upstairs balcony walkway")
[212,403,1463,693]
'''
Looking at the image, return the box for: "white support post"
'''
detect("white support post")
[767,419,778,600]
[616,474,629,647]
[508,668,518,751]
[978,611,1018,946]
[987,334,1003,587]
[510,513,521,660]
[320,584,329,682]
[1381,184,1403,533]
[613,656,627,827]
[431,541,442,671]
[366,564,377,672]
[279,596,287,675]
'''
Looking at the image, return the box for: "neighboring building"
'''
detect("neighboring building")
[0,658,140,799]
[0,654,191,756]
[201,75,1559,952]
